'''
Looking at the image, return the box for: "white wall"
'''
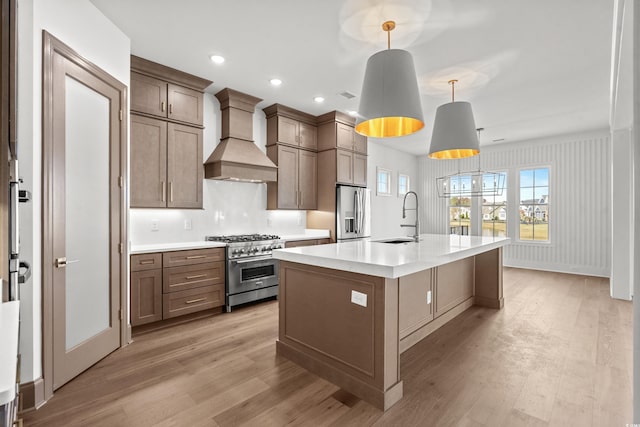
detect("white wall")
[417,129,611,278]
[366,143,419,239]
[129,93,306,245]
[17,0,130,383]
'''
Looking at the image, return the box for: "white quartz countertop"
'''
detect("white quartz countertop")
[272,234,510,279]
[130,241,227,254]
[0,301,20,406]
[130,230,330,254]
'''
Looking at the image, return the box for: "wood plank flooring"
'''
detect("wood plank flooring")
[22,268,632,426]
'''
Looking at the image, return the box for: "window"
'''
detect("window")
[482,172,508,237]
[398,174,410,196]
[376,167,391,196]
[519,168,549,241]
[449,175,471,235]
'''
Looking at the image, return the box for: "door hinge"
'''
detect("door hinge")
[119,109,123,121]
[119,309,123,320]
[119,243,124,254]
[118,175,124,188]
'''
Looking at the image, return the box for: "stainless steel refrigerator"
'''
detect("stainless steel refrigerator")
[336,185,371,241]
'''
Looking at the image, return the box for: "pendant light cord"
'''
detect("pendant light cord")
[382,21,396,50]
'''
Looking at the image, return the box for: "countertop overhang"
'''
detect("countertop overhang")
[272,234,510,279]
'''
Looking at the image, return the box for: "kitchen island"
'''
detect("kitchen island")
[272,234,510,411]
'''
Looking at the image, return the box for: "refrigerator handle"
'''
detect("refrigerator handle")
[353,191,359,234]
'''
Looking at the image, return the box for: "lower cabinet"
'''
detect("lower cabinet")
[130,247,225,327]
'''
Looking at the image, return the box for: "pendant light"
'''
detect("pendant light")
[428,80,479,159]
[355,21,425,138]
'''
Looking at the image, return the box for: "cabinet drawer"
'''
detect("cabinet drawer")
[163,248,225,267]
[163,262,225,293]
[131,253,163,272]
[163,284,224,319]
[285,239,318,248]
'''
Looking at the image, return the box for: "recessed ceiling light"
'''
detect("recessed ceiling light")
[210,55,225,64]
[314,96,325,103]
[347,110,358,116]
[270,78,282,86]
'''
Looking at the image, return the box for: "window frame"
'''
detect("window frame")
[398,173,410,197]
[481,170,508,238]
[376,167,392,196]
[516,165,551,244]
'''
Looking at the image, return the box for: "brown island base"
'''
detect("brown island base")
[272,235,508,411]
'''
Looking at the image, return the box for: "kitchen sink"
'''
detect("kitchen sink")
[375,238,415,244]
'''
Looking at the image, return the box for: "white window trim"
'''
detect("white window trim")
[398,173,410,197]
[516,165,551,244]
[376,167,392,196]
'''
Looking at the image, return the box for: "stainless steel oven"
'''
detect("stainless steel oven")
[205,234,283,311]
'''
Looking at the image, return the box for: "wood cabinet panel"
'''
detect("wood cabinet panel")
[399,270,433,339]
[131,253,162,272]
[435,257,474,318]
[354,132,368,154]
[298,149,317,209]
[299,122,317,150]
[162,248,225,268]
[163,261,225,293]
[167,123,203,208]
[131,269,163,326]
[276,145,299,209]
[353,153,368,187]
[130,72,167,117]
[277,116,299,146]
[130,115,167,208]
[336,122,354,150]
[167,83,203,126]
[336,149,354,184]
[162,284,224,319]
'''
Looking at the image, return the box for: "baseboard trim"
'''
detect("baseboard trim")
[19,377,45,412]
[503,260,610,278]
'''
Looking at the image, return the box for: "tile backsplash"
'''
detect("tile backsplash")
[130,179,306,245]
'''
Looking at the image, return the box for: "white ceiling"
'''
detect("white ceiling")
[90,0,614,156]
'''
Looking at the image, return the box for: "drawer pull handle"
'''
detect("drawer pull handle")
[186,255,206,260]
[140,260,155,265]
[185,298,206,304]
[186,274,206,280]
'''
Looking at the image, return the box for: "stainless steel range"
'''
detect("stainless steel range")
[205,234,284,311]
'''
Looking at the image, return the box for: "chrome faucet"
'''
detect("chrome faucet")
[401,191,420,242]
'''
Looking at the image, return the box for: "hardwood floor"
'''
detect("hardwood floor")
[22,268,632,426]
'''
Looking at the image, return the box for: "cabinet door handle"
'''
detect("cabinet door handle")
[186,255,206,260]
[299,191,302,206]
[161,181,166,202]
[169,104,173,114]
[139,260,156,265]
[186,274,207,280]
[169,182,173,202]
[161,101,165,112]
[185,298,206,304]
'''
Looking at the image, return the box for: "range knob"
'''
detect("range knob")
[239,248,245,254]
[232,249,239,255]
[261,246,269,252]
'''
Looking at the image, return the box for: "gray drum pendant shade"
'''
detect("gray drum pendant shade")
[355,22,425,138]
[428,101,480,159]
[428,80,479,159]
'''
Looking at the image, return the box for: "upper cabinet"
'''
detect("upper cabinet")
[317,112,368,155]
[130,56,211,209]
[264,104,318,151]
[130,56,211,127]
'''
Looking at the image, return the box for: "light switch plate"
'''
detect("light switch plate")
[151,219,159,231]
[184,219,192,230]
[351,290,367,307]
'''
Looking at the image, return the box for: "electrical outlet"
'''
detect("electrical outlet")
[351,290,367,307]
[267,218,273,227]
[427,290,432,304]
[151,219,159,232]
[184,219,192,230]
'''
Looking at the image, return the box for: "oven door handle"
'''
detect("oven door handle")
[231,256,273,264]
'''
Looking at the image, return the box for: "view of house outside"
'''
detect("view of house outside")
[482,172,507,237]
[519,168,549,241]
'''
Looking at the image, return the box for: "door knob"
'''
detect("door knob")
[55,257,80,268]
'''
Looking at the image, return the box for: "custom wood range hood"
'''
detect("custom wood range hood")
[204,88,277,182]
